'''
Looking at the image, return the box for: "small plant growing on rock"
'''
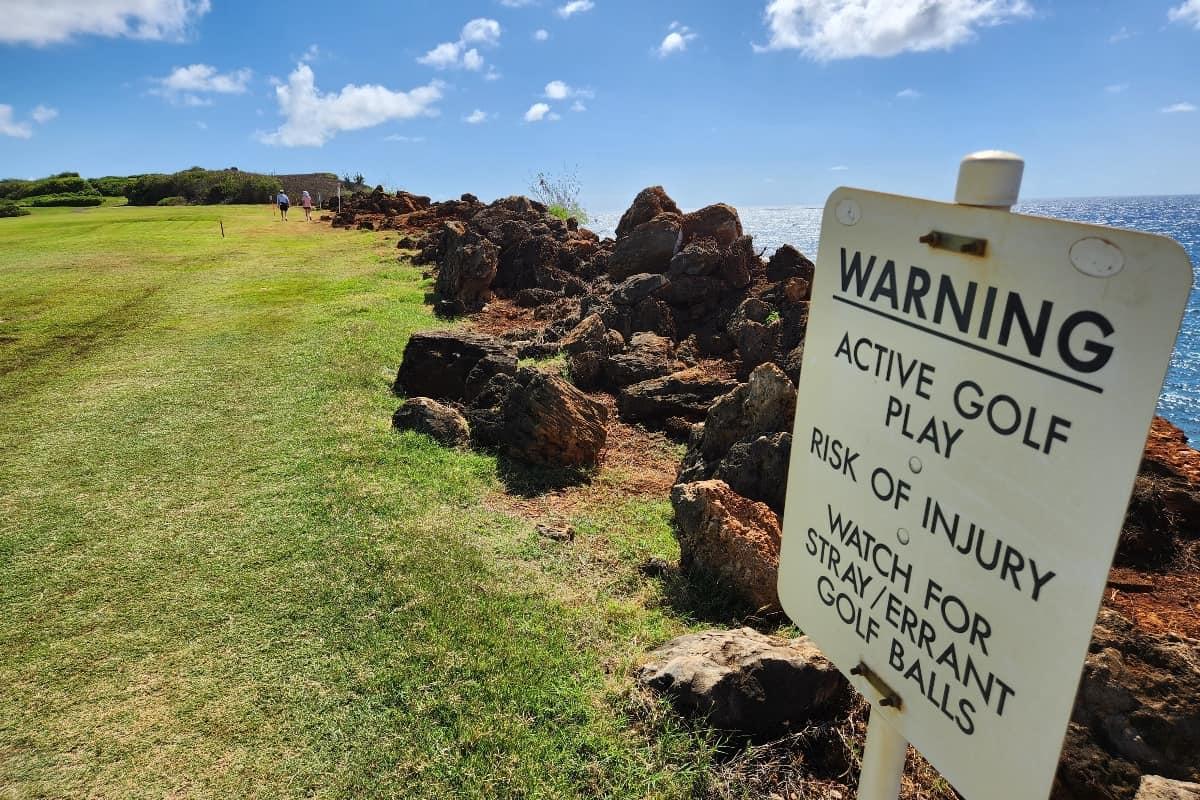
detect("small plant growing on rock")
[530,168,588,223]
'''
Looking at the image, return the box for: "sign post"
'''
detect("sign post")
[779,152,1193,800]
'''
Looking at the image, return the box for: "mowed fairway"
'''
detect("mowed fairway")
[0,205,715,799]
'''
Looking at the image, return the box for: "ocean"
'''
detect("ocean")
[591,195,1200,441]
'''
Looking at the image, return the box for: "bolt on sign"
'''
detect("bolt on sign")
[778,185,1193,800]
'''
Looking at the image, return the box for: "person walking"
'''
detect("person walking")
[276,190,290,221]
[300,190,313,222]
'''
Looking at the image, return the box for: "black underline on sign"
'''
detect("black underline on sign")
[830,295,1105,395]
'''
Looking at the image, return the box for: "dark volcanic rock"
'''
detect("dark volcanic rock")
[604,332,675,387]
[668,239,723,277]
[1121,417,1200,568]
[766,244,815,282]
[715,432,792,511]
[1056,609,1200,799]
[736,320,781,373]
[467,367,609,467]
[616,186,681,239]
[618,368,739,428]
[670,479,783,612]
[630,297,676,339]
[611,273,670,306]
[559,313,608,356]
[391,397,470,448]
[436,221,499,310]
[394,330,516,403]
[608,214,682,281]
[635,627,849,741]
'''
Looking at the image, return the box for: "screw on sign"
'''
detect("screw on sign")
[778,152,1194,800]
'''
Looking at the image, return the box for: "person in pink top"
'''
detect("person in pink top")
[301,190,314,222]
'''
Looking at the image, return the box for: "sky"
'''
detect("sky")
[0,0,1198,211]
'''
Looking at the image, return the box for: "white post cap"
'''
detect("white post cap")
[954,150,1024,210]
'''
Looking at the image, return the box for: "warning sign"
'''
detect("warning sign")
[778,187,1192,800]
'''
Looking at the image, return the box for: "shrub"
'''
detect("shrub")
[21,193,104,207]
[126,169,281,206]
[13,174,98,199]
[0,200,30,217]
[156,196,188,206]
[0,179,31,200]
[91,176,136,197]
[530,168,587,223]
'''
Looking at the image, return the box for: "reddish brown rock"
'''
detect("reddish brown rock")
[1120,417,1200,567]
[681,203,744,248]
[670,479,782,611]
[435,221,499,310]
[615,185,681,239]
[608,213,682,280]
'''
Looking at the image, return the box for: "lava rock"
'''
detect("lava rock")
[608,213,682,280]
[391,398,470,448]
[394,330,517,402]
[668,239,724,277]
[681,203,744,248]
[616,186,681,239]
[436,221,499,310]
[766,244,815,282]
[611,273,670,306]
[635,627,849,741]
[560,313,608,356]
[604,332,675,388]
[618,368,739,428]
[715,432,792,512]
[670,480,783,612]
[1133,776,1200,800]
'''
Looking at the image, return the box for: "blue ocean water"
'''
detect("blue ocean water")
[591,195,1200,440]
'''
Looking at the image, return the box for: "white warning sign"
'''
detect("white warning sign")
[778,187,1192,800]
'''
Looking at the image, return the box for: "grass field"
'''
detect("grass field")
[0,204,728,799]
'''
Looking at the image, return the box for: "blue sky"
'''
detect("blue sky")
[1,0,1198,210]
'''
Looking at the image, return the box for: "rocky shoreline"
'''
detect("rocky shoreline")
[325,185,1199,800]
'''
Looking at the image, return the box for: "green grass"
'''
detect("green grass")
[0,204,724,799]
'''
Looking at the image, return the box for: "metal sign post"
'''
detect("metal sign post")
[779,152,1193,800]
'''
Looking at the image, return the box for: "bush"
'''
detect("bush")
[91,176,136,197]
[156,196,188,206]
[21,193,104,207]
[13,174,98,199]
[530,168,587,223]
[0,200,30,217]
[126,168,281,206]
[0,179,31,200]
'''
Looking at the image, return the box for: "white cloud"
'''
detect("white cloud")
[258,63,443,147]
[418,18,502,71]
[896,87,921,98]
[1105,82,1129,94]
[500,0,536,6]
[300,43,321,62]
[384,134,425,142]
[524,102,559,122]
[570,100,587,112]
[830,165,849,171]
[1161,102,1197,113]
[658,22,697,57]
[485,67,503,81]
[2,0,211,46]
[158,63,252,94]
[543,80,593,100]
[464,109,490,124]
[755,0,1032,60]
[1108,26,1132,43]
[31,105,58,123]
[0,105,32,139]
[557,0,594,18]
[534,28,550,41]
[1169,0,1200,28]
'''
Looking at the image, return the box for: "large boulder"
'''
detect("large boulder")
[618,368,739,428]
[467,367,609,467]
[635,627,849,740]
[608,214,682,281]
[766,244,815,282]
[391,398,470,448]
[615,186,681,239]
[1056,609,1200,799]
[681,203,743,248]
[435,222,499,310]
[394,330,517,403]
[670,479,782,611]
[604,332,675,387]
